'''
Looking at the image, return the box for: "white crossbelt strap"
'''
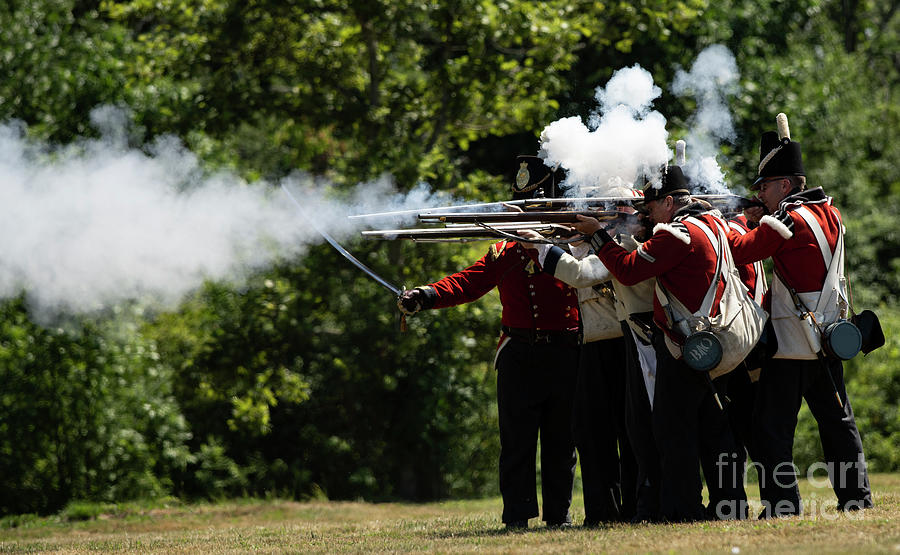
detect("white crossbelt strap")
[728,220,767,304]
[685,217,725,318]
[794,206,834,268]
[654,217,725,321]
[790,205,846,314]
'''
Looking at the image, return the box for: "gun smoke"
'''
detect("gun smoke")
[538,45,742,196]
[672,44,741,194]
[539,64,671,193]
[2,46,745,321]
[0,108,451,321]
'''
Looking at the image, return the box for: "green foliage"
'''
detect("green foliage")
[191,437,249,498]
[59,500,114,522]
[142,241,501,501]
[835,310,900,473]
[0,0,134,140]
[0,0,899,517]
[0,513,41,530]
[0,299,192,515]
[101,0,587,186]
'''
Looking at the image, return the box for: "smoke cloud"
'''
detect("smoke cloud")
[672,44,741,193]
[0,108,450,321]
[2,46,746,320]
[537,46,743,197]
[539,65,671,194]
[593,65,662,116]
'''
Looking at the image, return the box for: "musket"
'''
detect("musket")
[361,223,580,243]
[363,211,647,243]
[348,197,637,221]
[350,193,761,220]
[418,210,622,224]
[700,194,765,212]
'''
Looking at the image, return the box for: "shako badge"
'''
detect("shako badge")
[515,162,530,192]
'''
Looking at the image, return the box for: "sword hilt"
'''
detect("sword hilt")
[399,286,408,333]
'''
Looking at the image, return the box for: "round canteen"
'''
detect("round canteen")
[682,330,723,373]
[823,320,862,360]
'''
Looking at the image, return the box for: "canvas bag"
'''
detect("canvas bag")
[579,291,624,342]
[770,205,849,360]
[656,217,769,379]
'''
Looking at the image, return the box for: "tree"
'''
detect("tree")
[0,0,133,140]
[102,0,587,191]
[0,299,192,515]
[1,0,899,515]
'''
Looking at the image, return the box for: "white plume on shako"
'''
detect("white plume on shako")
[0,107,453,321]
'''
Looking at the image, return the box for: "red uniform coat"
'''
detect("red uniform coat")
[591,205,727,339]
[425,240,579,331]
[728,188,842,302]
[728,215,767,304]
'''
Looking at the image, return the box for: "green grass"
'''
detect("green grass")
[2,475,899,553]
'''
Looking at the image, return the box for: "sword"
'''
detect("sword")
[280,183,407,330]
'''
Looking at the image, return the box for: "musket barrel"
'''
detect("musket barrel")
[727,196,765,211]
[350,193,759,220]
[348,196,639,220]
[418,210,621,224]
[361,223,579,241]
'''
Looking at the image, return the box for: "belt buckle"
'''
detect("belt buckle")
[534,331,552,343]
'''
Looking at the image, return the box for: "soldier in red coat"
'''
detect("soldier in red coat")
[723,214,767,486]
[398,156,581,530]
[727,114,872,518]
[520,196,644,525]
[727,215,766,306]
[573,166,747,522]
[521,201,657,524]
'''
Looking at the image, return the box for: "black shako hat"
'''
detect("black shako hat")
[512,155,565,200]
[752,112,805,190]
[637,164,691,204]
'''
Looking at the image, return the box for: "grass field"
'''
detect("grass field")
[2,474,899,553]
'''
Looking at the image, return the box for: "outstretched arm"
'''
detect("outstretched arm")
[519,229,611,288]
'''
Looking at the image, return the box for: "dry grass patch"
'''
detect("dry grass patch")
[2,475,899,553]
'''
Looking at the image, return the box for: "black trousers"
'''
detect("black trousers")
[726,366,759,476]
[652,333,747,522]
[573,336,637,523]
[496,338,579,524]
[621,322,661,521]
[728,334,770,471]
[752,356,873,517]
